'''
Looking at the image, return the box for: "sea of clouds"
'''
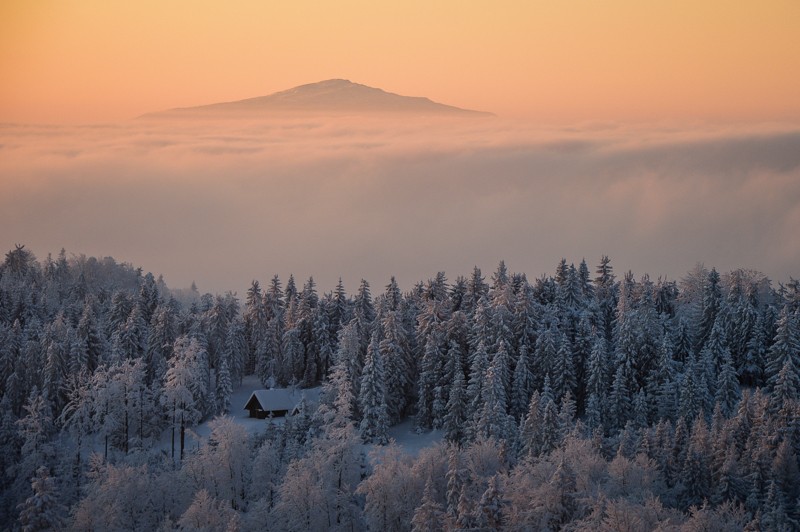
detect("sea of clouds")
[1,115,798,294]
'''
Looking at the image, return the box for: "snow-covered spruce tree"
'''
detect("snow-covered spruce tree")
[244,280,267,376]
[465,339,489,435]
[411,477,445,532]
[359,333,389,444]
[215,358,232,415]
[475,361,512,441]
[380,310,412,423]
[443,362,467,443]
[553,332,576,401]
[281,326,304,386]
[474,474,505,530]
[416,333,443,431]
[769,358,800,414]
[766,306,800,388]
[510,343,534,421]
[17,466,66,532]
[76,302,103,374]
[594,255,618,344]
[222,317,246,386]
[697,268,722,352]
[715,349,741,417]
[584,334,609,429]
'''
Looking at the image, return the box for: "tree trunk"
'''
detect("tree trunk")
[171,398,176,462]
[180,408,185,461]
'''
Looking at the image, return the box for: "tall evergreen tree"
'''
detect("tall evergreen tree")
[715,350,741,417]
[766,306,800,388]
[359,335,389,444]
[443,367,467,443]
[215,359,232,415]
[510,344,534,421]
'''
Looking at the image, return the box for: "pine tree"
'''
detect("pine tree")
[766,306,800,388]
[476,361,511,441]
[359,335,389,444]
[455,484,476,530]
[547,457,577,528]
[715,349,741,417]
[492,340,512,406]
[475,474,505,530]
[281,327,304,385]
[697,268,722,352]
[77,304,103,374]
[553,333,576,401]
[609,364,632,429]
[680,415,712,509]
[411,477,444,532]
[678,356,703,422]
[761,480,793,530]
[742,314,767,386]
[539,390,561,455]
[534,319,559,388]
[380,310,412,422]
[146,305,177,383]
[585,334,608,426]
[510,344,534,421]
[445,445,466,518]
[416,335,443,431]
[443,364,467,442]
[244,280,267,375]
[215,359,232,415]
[558,390,577,435]
[117,305,146,361]
[632,388,649,429]
[223,318,246,386]
[770,359,800,413]
[594,255,617,343]
[651,333,678,422]
[462,266,487,311]
[17,467,66,532]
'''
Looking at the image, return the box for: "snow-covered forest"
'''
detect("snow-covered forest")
[1,245,800,531]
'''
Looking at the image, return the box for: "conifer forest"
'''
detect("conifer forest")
[2,244,800,531]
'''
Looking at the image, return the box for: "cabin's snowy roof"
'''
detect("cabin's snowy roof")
[243,388,318,412]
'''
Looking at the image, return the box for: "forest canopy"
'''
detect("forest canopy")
[1,246,799,530]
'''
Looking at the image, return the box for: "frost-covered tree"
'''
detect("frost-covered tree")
[16,466,65,532]
[510,343,534,421]
[215,358,232,415]
[183,417,249,511]
[162,336,204,461]
[380,310,412,422]
[359,335,389,444]
[443,364,467,443]
[715,349,741,417]
[177,489,237,532]
[411,477,445,532]
[475,362,511,441]
[357,444,419,532]
[766,306,800,388]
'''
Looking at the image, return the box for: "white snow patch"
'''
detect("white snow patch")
[367,419,444,458]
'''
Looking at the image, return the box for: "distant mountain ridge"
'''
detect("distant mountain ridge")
[142,79,492,118]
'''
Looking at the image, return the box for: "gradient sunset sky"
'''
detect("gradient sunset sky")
[2,0,799,124]
[2,2,800,294]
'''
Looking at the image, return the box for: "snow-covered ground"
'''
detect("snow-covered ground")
[382,419,443,456]
[152,376,443,458]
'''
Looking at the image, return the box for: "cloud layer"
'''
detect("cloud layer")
[2,117,799,294]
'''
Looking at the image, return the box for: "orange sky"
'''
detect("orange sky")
[1,0,799,124]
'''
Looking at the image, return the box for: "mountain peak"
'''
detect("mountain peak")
[143,80,492,118]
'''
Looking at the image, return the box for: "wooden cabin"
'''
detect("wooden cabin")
[244,389,302,419]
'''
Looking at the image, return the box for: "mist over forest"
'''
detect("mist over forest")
[2,117,799,295]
